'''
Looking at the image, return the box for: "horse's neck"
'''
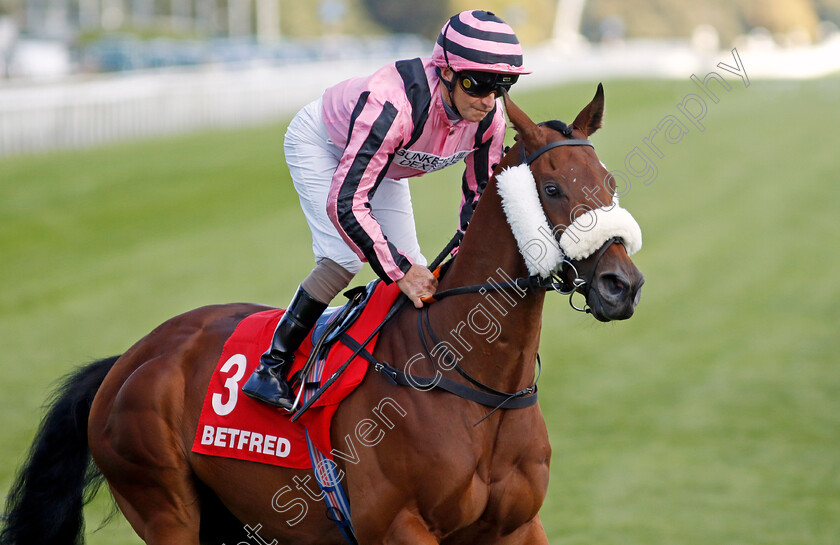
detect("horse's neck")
[434,178,545,392]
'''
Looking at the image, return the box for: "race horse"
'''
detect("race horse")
[1,86,644,545]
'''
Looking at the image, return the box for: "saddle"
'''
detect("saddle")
[193,279,402,469]
[312,281,379,349]
[287,280,380,396]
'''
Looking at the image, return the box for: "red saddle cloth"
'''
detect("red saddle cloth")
[192,282,401,469]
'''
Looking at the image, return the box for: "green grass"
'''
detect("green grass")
[2,75,839,544]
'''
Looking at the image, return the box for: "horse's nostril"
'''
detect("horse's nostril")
[600,273,628,299]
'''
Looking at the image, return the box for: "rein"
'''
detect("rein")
[416,305,540,425]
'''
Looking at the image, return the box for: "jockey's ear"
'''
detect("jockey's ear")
[436,66,456,92]
[571,83,605,138]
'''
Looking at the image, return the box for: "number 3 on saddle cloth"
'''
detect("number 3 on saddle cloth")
[192,280,401,470]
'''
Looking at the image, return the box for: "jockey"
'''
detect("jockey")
[242,10,530,409]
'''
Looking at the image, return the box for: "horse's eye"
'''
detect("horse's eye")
[544,184,562,198]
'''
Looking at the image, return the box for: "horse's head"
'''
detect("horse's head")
[500,85,644,321]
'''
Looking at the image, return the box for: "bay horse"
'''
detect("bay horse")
[1,86,643,545]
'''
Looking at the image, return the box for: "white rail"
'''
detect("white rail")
[2,39,838,159]
[0,59,383,158]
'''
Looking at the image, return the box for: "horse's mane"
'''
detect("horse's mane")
[538,119,574,138]
[509,119,574,151]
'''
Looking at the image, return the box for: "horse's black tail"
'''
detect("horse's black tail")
[0,356,120,545]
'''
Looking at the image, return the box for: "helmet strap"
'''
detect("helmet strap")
[435,67,462,120]
[437,18,463,119]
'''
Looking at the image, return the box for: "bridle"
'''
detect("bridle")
[384,132,621,422]
[522,135,621,312]
[426,133,621,315]
[294,130,624,424]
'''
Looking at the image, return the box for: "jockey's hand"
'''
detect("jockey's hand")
[397,264,438,308]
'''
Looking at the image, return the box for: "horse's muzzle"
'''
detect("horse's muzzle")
[583,243,645,322]
[588,269,644,321]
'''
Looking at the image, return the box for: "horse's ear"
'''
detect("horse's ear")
[502,90,544,149]
[571,83,605,137]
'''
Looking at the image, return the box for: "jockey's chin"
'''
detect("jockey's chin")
[447,84,498,123]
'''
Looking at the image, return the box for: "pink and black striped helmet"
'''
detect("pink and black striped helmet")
[432,10,531,75]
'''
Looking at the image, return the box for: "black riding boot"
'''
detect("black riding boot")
[242,287,328,410]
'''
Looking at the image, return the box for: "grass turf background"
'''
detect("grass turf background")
[1,76,839,543]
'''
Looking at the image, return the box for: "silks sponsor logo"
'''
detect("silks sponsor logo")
[200,425,292,458]
[393,148,471,172]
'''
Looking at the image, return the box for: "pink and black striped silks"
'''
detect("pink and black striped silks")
[321,57,506,283]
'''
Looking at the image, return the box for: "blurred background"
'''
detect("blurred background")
[1,0,840,156]
[1,1,839,544]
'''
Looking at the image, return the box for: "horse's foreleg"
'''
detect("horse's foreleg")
[491,515,550,545]
[376,510,440,545]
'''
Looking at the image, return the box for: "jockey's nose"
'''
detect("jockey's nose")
[481,93,496,109]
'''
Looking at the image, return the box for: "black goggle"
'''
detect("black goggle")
[456,71,519,97]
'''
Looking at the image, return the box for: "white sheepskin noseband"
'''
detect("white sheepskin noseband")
[496,164,642,277]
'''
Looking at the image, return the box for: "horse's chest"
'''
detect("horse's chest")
[424,419,551,537]
[481,438,550,528]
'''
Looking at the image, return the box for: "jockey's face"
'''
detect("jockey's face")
[440,67,498,123]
